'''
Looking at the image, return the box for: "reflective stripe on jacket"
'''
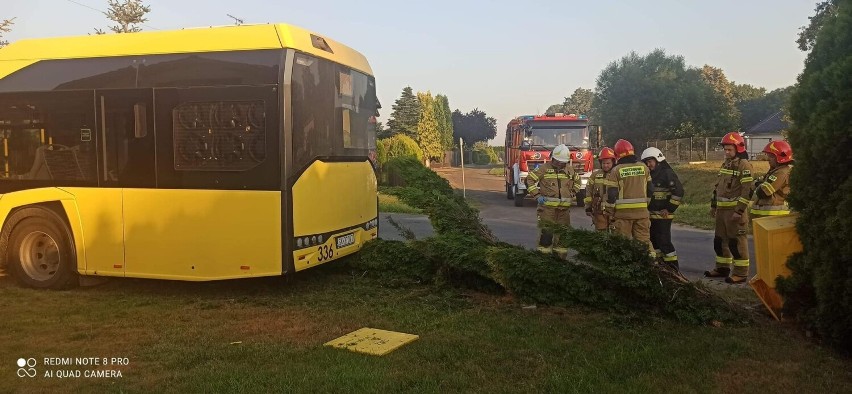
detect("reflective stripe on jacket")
[648,162,684,220]
[585,169,614,212]
[712,157,754,213]
[525,161,580,207]
[751,164,792,216]
[605,159,652,219]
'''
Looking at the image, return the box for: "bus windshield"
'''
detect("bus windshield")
[522,126,589,150]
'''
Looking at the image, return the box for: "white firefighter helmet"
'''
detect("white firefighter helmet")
[640,147,666,163]
[551,144,571,163]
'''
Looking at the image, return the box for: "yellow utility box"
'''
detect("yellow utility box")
[750,213,802,321]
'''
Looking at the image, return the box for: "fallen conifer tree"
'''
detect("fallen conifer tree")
[352,157,749,325]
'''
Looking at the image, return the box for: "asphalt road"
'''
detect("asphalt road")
[378,166,756,281]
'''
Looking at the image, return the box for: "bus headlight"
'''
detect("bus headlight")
[297,238,303,248]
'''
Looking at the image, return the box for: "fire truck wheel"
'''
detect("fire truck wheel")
[513,188,525,207]
[506,183,514,200]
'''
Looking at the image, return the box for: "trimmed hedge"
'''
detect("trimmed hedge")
[777,0,852,354]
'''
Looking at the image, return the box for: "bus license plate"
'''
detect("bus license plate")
[335,233,356,249]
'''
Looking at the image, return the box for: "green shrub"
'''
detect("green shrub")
[471,141,499,165]
[378,134,423,168]
[776,0,852,354]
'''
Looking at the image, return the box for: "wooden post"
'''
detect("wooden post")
[460,138,466,199]
[689,137,693,162]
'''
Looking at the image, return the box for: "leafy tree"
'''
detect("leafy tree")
[777,0,852,354]
[452,108,497,147]
[699,65,740,132]
[545,103,565,115]
[434,94,454,150]
[594,49,734,142]
[797,0,840,51]
[416,91,443,163]
[94,0,151,34]
[731,83,767,103]
[562,88,596,118]
[387,86,420,137]
[0,17,15,48]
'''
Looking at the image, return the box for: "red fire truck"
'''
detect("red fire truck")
[504,113,595,207]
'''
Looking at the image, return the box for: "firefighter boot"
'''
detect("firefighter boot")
[537,229,554,254]
[661,252,679,271]
[704,265,730,278]
[726,262,750,284]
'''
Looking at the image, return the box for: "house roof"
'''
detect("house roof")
[746,111,789,135]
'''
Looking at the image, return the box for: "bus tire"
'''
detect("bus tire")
[5,207,78,290]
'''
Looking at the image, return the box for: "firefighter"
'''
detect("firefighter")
[525,143,581,258]
[603,139,655,256]
[705,132,755,284]
[585,147,616,231]
[751,140,794,218]
[640,147,684,270]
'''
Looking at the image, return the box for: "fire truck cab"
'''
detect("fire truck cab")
[504,113,595,207]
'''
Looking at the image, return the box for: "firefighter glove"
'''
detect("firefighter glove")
[537,196,546,205]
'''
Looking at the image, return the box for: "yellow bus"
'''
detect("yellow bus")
[0,23,380,289]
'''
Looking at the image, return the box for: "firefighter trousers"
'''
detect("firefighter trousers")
[537,206,571,257]
[714,209,750,277]
[650,219,678,268]
[592,213,610,232]
[614,217,654,256]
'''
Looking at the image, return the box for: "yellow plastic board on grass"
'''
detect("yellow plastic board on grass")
[324,328,419,356]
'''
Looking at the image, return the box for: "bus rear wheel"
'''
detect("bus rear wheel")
[6,208,77,290]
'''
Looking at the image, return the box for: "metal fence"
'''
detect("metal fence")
[645,136,774,163]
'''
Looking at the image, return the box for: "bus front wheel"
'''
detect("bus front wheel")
[5,208,78,290]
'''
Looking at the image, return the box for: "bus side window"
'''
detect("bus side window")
[0,92,96,182]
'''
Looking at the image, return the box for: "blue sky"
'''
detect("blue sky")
[3,0,817,145]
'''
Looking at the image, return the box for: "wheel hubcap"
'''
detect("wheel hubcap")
[19,231,60,282]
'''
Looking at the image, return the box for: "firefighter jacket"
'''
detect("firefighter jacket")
[751,164,792,216]
[711,156,754,214]
[584,169,614,213]
[525,161,581,208]
[648,162,684,220]
[605,157,652,219]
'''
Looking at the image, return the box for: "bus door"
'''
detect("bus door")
[85,89,155,277]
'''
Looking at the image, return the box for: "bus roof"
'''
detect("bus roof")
[0,23,373,79]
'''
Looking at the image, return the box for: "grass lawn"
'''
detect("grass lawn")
[1,263,850,393]
[487,166,505,177]
[672,161,770,230]
[379,192,422,214]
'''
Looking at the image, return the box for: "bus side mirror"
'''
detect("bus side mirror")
[134,103,148,138]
